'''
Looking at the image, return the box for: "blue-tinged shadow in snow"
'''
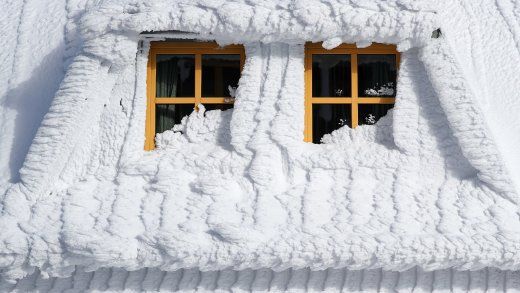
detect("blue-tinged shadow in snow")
[3,46,66,183]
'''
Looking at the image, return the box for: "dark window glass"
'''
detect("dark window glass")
[155,104,194,134]
[312,54,351,97]
[358,104,394,126]
[202,54,241,97]
[204,104,234,112]
[358,54,397,97]
[156,55,195,97]
[312,104,351,143]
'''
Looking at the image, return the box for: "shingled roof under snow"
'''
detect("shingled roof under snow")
[1,0,520,286]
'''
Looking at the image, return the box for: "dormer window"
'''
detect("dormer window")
[304,43,399,143]
[145,41,245,150]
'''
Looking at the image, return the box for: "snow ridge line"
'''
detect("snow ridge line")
[230,43,263,156]
[1,0,69,188]
[496,0,520,55]
[117,41,149,165]
[0,0,28,187]
[4,56,112,207]
[247,43,290,234]
[3,267,520,292]
[418,39,517,203]
[0,0,28,98]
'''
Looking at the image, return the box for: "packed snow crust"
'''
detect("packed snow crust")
[1,0,520,283]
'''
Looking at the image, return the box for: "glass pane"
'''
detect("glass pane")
[358,104,394,126]
[312,54,351,97]
[156,55,195,97]
[312,104,351,143]
[202,54,241,97]
[358,54,397,97]
[155,104,194,134]
[204,104,234,112]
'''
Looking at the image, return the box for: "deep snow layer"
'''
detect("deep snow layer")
[1,0,520,283]
[3,267,520,293]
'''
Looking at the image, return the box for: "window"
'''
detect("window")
[145,41,245,150]
[305,43,399,143]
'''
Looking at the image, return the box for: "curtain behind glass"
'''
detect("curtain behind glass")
[358,104,394,125]
[312,104,352,143]
[202,54,241,97]
[156,56,179,97]
[312,54,351,97]
[156,55,195,97]
[358,54,396,97]
[155,104,194,134]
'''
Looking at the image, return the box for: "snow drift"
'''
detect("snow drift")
[1,0,520,283]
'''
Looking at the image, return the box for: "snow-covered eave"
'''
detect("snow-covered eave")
[78,0,440,57]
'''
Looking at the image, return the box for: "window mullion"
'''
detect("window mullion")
[240,52,245,73]
[351,53,358,128]
[145,50,157,150]
[305,51,313,142]
[195,53,202,109]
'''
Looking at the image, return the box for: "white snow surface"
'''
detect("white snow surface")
[1,0,520,283]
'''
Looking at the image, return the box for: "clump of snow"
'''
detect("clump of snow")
[156,105,233,148]
[1,0,520,283]
[227,85,237,98]
[364,82,395,96]
[365,114,377,124]
[321,109,395,146]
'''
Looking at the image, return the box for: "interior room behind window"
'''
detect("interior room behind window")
[145,42,244,150]
[305,43,398,143]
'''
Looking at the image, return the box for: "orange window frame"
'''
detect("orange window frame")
[145,42,245,150]
[304,42,400,142]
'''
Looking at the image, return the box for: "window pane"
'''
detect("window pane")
[358,104,394,126]
[204,104,234,111]
[358,54,397,97]
[202,54,241,97]
[312,54,351,97]
[156,55,195,97]
[312,104,351,143]
[155,104,194,134]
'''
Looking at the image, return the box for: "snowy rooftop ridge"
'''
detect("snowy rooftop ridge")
[1,0,520,284]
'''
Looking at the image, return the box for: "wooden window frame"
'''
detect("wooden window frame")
[145,41,245,150]
[304,42,400,143]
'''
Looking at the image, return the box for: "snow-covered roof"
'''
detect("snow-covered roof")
[1,0,520,285]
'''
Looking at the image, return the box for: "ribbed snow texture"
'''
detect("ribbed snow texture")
[2,267,520,293]
[2,0,520,284]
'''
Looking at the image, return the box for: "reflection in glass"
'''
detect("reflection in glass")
[358,104,394,126]
[155,104,194,134]
[204,104,234,112]
[312,104,351,143]
[358,54,397,97]
[156,55,195,97]
[312,54,351,97]
[202,54,241,97]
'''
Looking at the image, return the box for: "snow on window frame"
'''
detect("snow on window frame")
[304,42,399,143]
[145,41,245,150]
